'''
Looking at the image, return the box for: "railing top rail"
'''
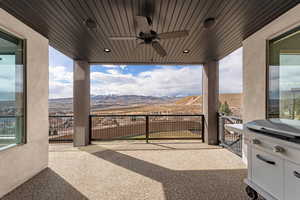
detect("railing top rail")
[219,115,242,121]
[0,116,23,118]
[48,114,204,118]
[49,115,74,118]
[90,114,204,117]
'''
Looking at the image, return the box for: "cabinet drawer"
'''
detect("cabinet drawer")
[247,131,300,164]
[252,148,284,200]
[285,161,300,200]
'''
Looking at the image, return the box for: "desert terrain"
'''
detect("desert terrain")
[48,93,242,117]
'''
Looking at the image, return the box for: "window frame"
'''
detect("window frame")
[0,28,27,147]
[266,26,300,119]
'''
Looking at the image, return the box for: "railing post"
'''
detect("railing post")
[146,115,149,143]
[201,115,205,142]
[219,116,225,145]
[89,115,92,144]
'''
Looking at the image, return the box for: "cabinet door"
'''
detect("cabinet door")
[285,161,300,200]
[252,148,284,200]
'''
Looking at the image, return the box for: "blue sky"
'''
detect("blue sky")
[49,46,243,99]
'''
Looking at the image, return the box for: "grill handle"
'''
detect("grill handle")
[256,154,276,165]
[294,171,300,179]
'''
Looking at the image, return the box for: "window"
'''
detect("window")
[0,29,25,149]
[268,27,300,119]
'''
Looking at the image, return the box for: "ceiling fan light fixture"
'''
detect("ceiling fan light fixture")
[104,48,111,53]
[109,15,190,58]
[203,17,216,29]
[183,49,190,54]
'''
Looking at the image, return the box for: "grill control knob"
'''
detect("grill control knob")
[273,145,284,153]
[252,138,260,144]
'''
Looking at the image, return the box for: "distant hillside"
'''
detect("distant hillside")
[218,93,242,108]
[90,95,177,111]
[49,95,178,114]
[175,96,201,105]
[175,93,242,116]
[48,93,242,116]
[91,95,175,105]
[175,93,241,105]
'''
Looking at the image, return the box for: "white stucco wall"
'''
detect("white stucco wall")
[0,9,49,198]
[242,3,300,163]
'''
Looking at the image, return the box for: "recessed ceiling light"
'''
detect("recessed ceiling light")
[203,17,216,29]
[183,49,190,54]
[84,18,97,29]
[104,48,111,53]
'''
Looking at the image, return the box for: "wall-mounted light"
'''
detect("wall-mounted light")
[104,48,111,53]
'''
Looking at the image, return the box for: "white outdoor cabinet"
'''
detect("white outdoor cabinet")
[244,127,300,200]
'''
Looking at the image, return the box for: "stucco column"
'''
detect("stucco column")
[203,60,219,145]
[73,60,90,146]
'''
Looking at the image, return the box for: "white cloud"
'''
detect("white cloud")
[48,47,244,99]
[219,47,243,93]
[101,64,118,68]
[49,66,72,82]
[100,64,127,70]
[49,80,73,99]
[106,69,119,75]
[119,65,127,70]
[91,66,203,97]
[49,65,73,98]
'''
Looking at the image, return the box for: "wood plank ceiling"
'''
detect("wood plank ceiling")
[0,0,299,64]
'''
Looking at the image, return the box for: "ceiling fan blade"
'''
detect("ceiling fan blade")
[158,30,189,39]
[132,42,146,54]
[109,36,137,40]
[135,16,151,32]
[152,41,167,57]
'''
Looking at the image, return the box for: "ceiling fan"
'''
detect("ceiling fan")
[109,16,189,57]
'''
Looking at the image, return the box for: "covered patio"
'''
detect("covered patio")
[1,0,298,149]
[3,141,247,200]
[1,1,300,199]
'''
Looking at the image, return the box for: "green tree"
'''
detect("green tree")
[295,98,300,119]
[219,101,232,116]
[218,100,222,111]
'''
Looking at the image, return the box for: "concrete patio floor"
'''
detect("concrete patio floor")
[2,141,248,200]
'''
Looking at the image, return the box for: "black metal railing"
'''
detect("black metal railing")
[218,114,243,156]
[0,116,18,147]
[90,114,204,142]
[0,116,17,137]
[48,114,204,143]
[49,116,73,143]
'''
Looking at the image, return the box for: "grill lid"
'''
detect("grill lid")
[246,119,300,139]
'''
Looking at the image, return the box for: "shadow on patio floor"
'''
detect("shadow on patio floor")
[92,149,248,200]
[80,141,222,152]
[2,168,88,200]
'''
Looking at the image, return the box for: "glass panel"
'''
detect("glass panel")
[268,28,300,119]
[0,30,25,149]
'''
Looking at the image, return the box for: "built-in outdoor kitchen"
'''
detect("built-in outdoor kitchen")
[1,1,300,199]
[244,119,300,200]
